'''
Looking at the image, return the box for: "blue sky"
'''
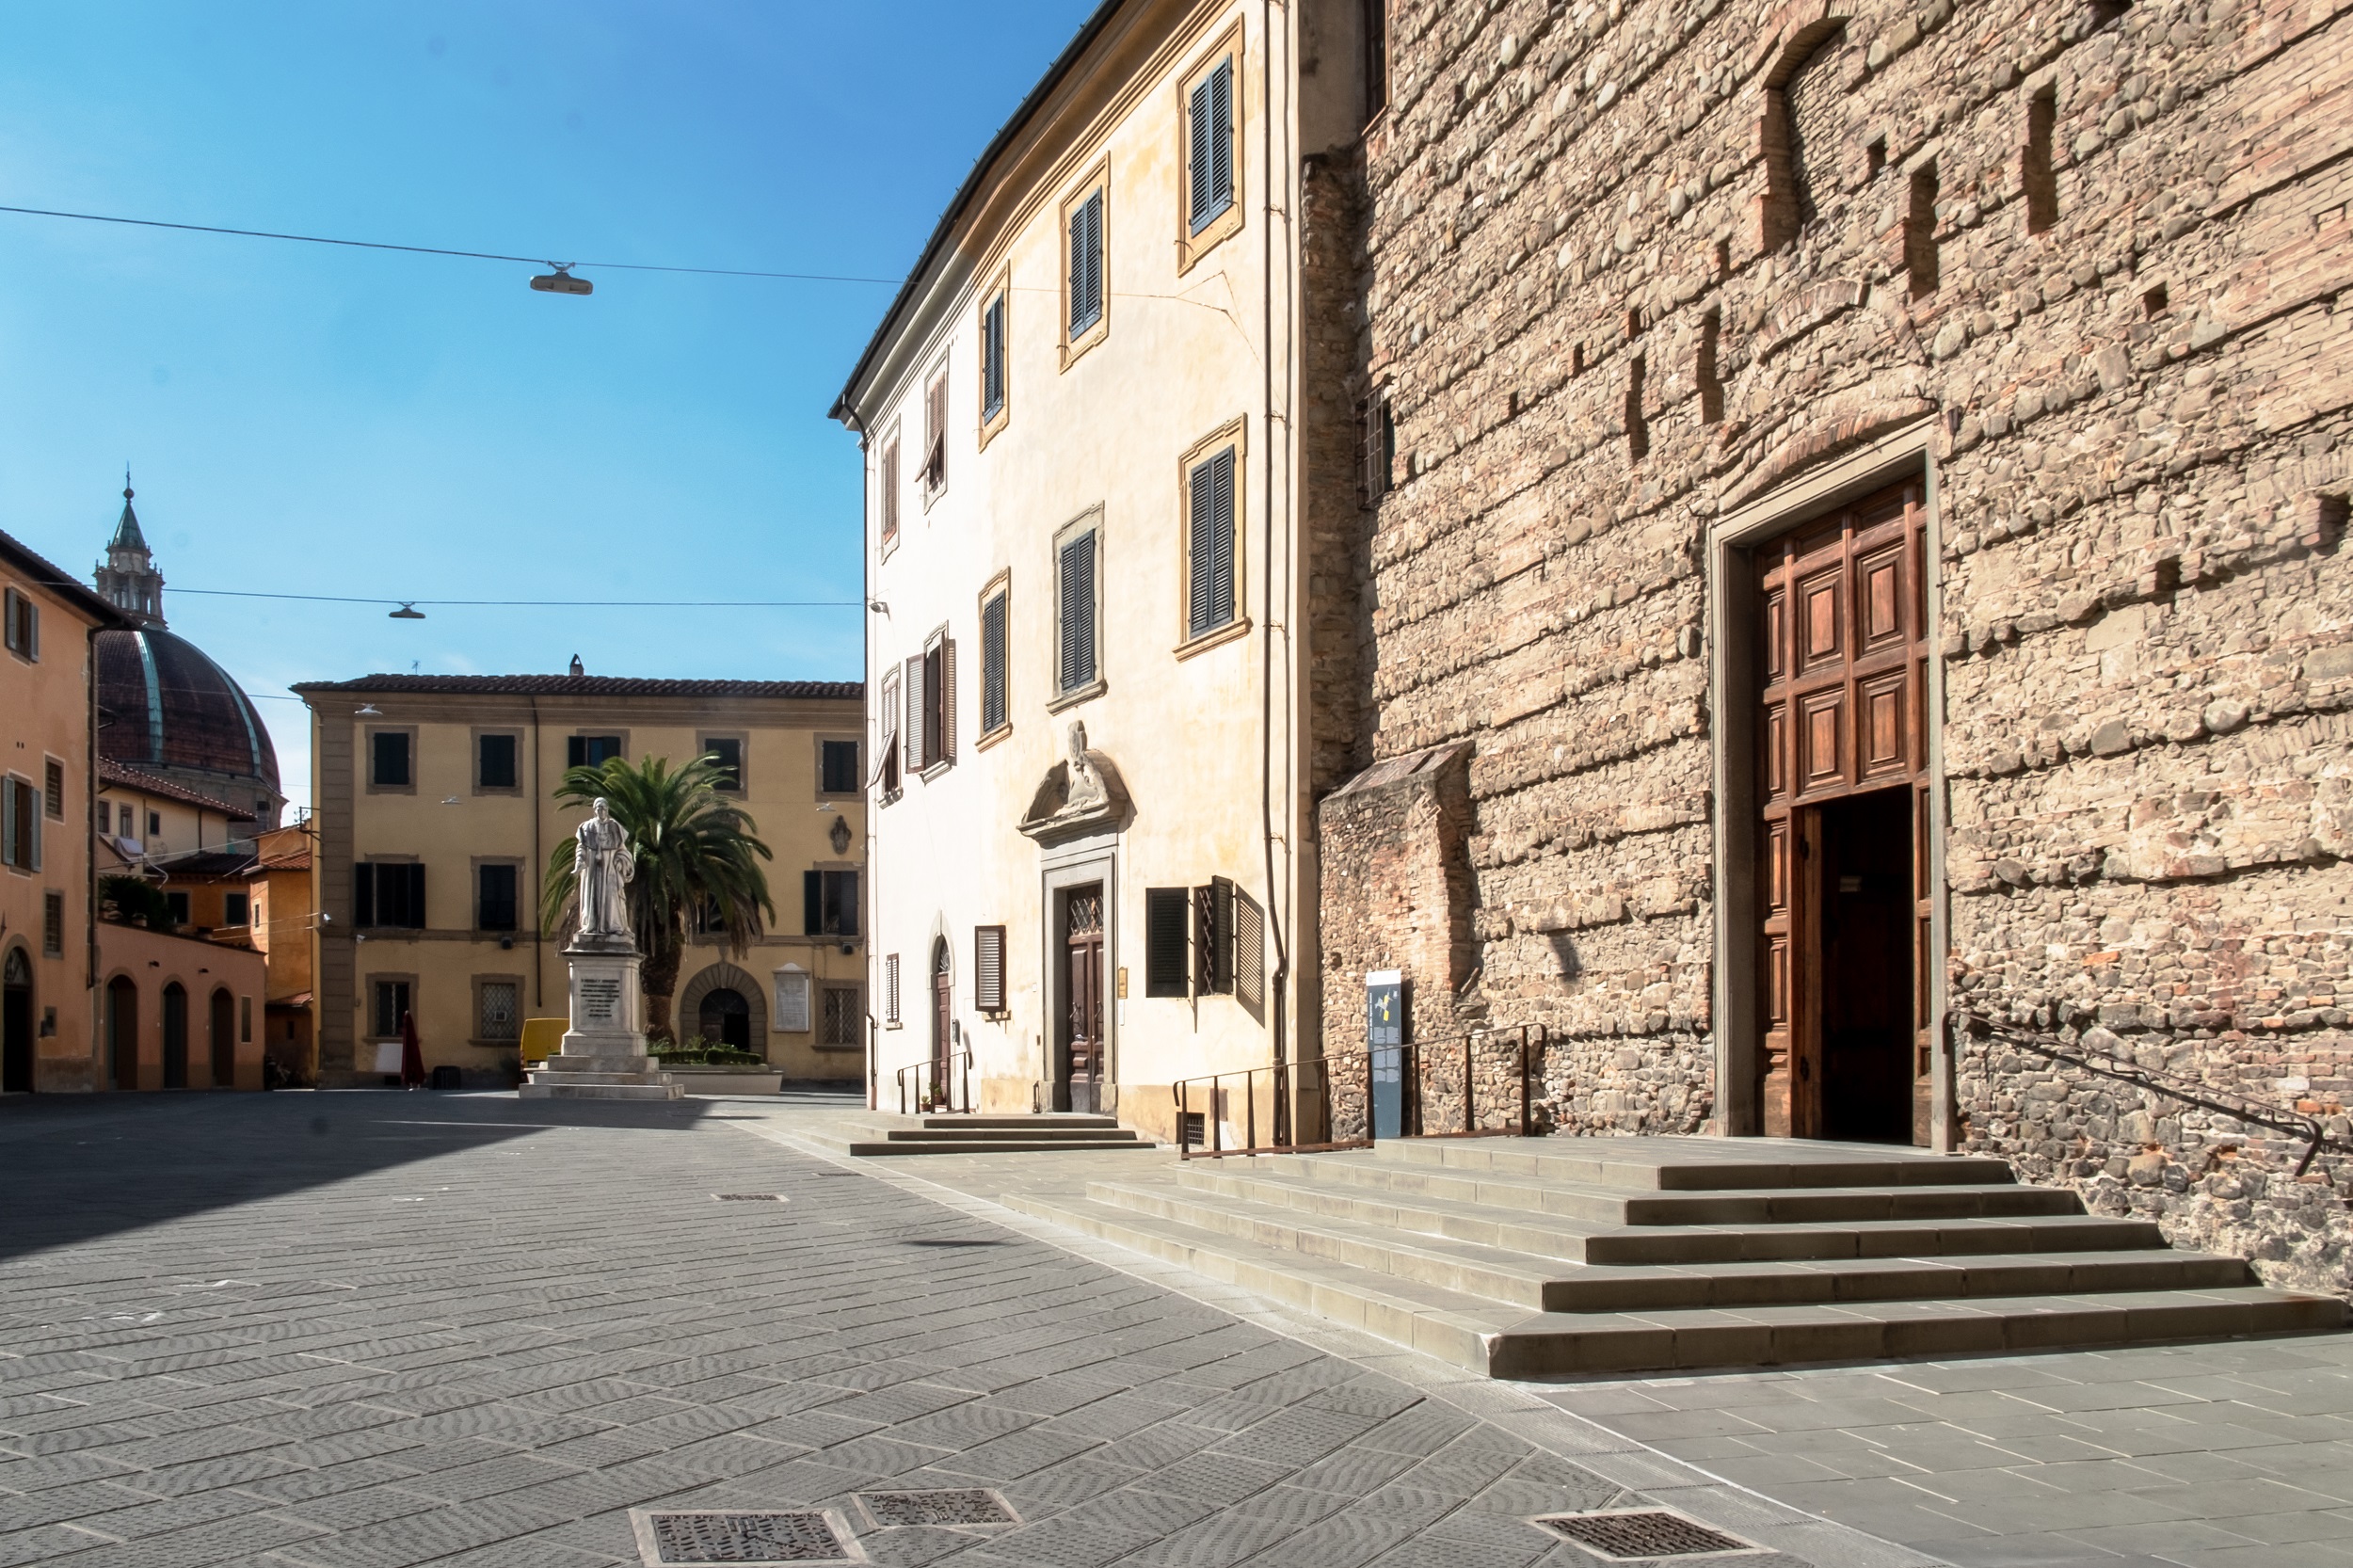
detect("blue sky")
[0,1,1096,804]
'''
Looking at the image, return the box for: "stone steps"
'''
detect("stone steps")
[1000,1138,2346,1376]
[792,1112,1157,1158]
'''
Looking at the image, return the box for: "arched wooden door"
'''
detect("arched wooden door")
[107,977,139,1091]
[162,984,189,1089]
[2,947,31,1094]
[1754,479,1932,1144]
[1061,886,1105,1114]
[210,988,236,1088]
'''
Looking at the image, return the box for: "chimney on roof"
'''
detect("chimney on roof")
[568,654,584,676]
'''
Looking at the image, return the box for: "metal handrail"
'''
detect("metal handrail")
[1173,1024,1547,1159]
[1953,1009,2350,1176]
[895,1048,974,1115]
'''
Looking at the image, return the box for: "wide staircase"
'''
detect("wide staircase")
[1002,1135,2345,1376]
[795,1112,1157,1158]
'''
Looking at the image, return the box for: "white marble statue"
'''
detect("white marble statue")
[1064,722,1107,812]
[575,798,636,941]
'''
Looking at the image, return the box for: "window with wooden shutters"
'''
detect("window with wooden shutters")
[884,953,902,1024]
[2,588,37,662]
[775,967,810,1032]
[903,654,926,774]
[980,583,1010,738]
[918,632,954,773]
[1188,57,1234,234]
[370,730,412,789]
[1063,172,1108,351]
[921,362,949,497]
[804,870,859,936]
[879,430,902,543]
[1187,444,1238,639]
[879,667,903,793]
[980,284,1009,433]
[974,925,1006,1015]
[1144,888,1190,997]
[1055,521,1099,696]
[1231,886,1265,1008]
[0,777,33,872]
[1194,878,1236,996]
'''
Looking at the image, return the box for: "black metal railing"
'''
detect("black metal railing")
[1953,1009,2350,1176]
[895,1049,973,1115]
[1174,1025,1548,1159]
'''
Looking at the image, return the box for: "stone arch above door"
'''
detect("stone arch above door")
[678,961,767,1045]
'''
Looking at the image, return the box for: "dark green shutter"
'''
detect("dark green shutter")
[1145,889,1190,997]
[804,871,823,936]
[1189,447,1237,637]
[1059,532,1096,691]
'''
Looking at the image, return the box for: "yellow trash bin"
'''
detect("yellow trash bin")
[520,1017,567,1066]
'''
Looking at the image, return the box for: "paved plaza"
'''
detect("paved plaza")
[1,1093,2349,1568]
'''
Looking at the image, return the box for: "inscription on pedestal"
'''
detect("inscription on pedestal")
[581,977,622,1023]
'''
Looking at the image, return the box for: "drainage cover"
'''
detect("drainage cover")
[631,1510,863,1564]
[1531,1509,1757,1560]
[712,1193,787,1202]
[856,1489,1017,1528]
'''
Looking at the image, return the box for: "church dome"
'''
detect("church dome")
[95,627,281,796]
[87,476,282,826]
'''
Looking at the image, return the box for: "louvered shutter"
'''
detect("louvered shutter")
[804,870,824,936]
[1145,888,1190,997]
[885,953,901,1024]
[1189,73,1216,232]
[903,655,926,772]
[974,926,1005,1013]
[1189,447,1237,637]
[1069,193,1103,335]
[26,785,39,872]
[0,780,14,871]
[20,598,35,661]
[939,639,956,764]
[1209,62,1233,217]
[983,298,1005,419]
[1059,532,1096,691]
[981,593,1008,733]
[1233,887,1264,1006]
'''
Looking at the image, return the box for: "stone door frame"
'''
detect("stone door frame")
[1706,416,1955,1149]
[1038,830,1118,1112]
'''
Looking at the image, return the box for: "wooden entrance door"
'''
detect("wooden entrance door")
[108,977,137,1090]
[2,948,30,1094]
[1755,479,1933,1143]
[162,984,188,1090]
[1061,886,1105,1113]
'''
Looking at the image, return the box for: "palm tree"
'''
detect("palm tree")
[541,752,775,1045]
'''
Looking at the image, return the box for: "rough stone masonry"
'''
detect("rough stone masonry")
[1314,0,2353,1293]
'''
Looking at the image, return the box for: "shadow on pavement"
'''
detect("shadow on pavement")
[0,1090,715,1261]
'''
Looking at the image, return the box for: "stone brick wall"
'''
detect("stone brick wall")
[1323,0,2353,1287]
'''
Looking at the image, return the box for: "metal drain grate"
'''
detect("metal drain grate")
[631,1509,864,1565]
[856,1489,1017,1528]
[1531,1509,1758,1560]
[712,1193,787,1202]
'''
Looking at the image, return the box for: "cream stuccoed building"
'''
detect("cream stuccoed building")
[832,0,1387,1138]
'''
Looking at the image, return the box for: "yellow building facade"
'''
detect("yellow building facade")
[295,675,866,1089]
[1,527,123,1093]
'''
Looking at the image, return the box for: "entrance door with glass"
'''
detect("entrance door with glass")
[1754,479,1934,1144]
[1061,886,1105,1113]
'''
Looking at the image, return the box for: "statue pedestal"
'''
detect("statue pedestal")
[520,939,681,1101]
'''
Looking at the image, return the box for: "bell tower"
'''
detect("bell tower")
[93,472,166,628]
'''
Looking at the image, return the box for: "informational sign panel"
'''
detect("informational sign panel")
[1367,969,1405,1140]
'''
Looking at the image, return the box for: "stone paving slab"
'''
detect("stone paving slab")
[0,1093,1925,1568]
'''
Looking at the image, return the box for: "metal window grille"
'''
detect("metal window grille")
[43,760,63,819]
[821,986,860,1047]
[478,981,520,1041]
[43,891,64,957]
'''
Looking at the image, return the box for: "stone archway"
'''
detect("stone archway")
[677,961,767,1048]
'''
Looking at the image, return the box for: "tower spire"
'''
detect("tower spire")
[94,472,165,626]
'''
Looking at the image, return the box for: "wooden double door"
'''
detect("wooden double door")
[1059,885,1105,1114]
[1755,480,1933,1144]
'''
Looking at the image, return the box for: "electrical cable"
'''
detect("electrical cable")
[0,202,899,284]
[24,575,857,610]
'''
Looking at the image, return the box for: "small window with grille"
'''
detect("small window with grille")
[821,985,861,1047]
[476,979,520,1043]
